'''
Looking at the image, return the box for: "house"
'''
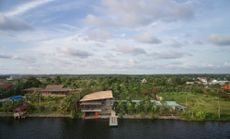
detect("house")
[80,90,114,119]
[141,78,147,84]
[9,95,23,101]
[0,80,13,91]
[222,83,230,91]
[165,101,186,111]
[0,95,23,103]
[197,77,208,85]
[186,81,194,85]
[24,85,75,96]
[209,79,228,85]
[13,102,31,119]
[6,76,14,81]
[41,85,73,95]
[24,87,42,93]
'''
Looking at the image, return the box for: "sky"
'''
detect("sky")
[0,0,230,74]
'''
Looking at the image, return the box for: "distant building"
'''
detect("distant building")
[24,87,42,93]
[165,101,186,111]
[24,85,75,96]
[197,77,208,85]
[186,81,194,85]
[6,76,13,81]
[41,85,74,95]
[141,78,147,84]
[220,83,230,98]
[221,83,230,91]
[0,80,13,91]
[80,90,114,119]
[209,79,228,85]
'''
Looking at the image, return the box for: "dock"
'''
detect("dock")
[14,111,27,119]
[109,110,118,127]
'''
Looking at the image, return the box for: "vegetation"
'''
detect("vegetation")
[0,74,230,120]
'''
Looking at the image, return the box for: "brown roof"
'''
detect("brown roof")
[41,85,73,92]
[24,87,42,92]
[14,102,31,112]
[80,90,113,102]
[0,80,13,90]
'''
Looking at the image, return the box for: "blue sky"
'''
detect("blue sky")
[0,0,230,74]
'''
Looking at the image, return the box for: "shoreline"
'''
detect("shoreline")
[0,112,229,122]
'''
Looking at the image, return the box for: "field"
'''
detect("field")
[159,92,230,120]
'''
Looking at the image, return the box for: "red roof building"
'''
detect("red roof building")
[0,80,13,91]
[14,102,31,112]
[24,84,76,95]
[222,83,230,91]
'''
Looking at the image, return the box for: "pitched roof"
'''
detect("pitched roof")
[222,83,230,91]
[23,87,42,92]
[14,102,31,112]
[80,90,113,102]
[42,85,72,92]
[0,80,13,90]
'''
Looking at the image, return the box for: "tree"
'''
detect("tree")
[23,77,42,88]
[59,93,80,114]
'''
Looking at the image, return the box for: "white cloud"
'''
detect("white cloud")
[4,0,55,17]
[83,14,103,26]
[60,47,93,58]
[116,46,146,55]
[152,51,191,59]
[85,0,194,27]
[209,34,230,46]
[85,29,112,42]
[135,32,161,44]
[0,15,32,31]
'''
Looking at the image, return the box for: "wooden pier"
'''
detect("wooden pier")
[109,110,118,127]
[14,111,27,119]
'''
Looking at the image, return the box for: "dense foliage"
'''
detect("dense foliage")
[0,74,230,120]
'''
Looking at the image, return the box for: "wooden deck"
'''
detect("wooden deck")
[109,110,118,126]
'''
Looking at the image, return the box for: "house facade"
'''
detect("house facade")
[0,80,13,91]
[24,85,75,96]
[80,90,114,119]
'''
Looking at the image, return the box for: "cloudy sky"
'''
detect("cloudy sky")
[0,0,230,74]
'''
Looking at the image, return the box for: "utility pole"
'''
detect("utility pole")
[186,94,188,107]
[218,90,221,119]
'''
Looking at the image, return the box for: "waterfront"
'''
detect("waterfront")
[0,118,229,139]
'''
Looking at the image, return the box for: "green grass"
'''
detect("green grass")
[159,92,230,119]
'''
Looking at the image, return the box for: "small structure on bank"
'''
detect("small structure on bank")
[24,85,76,96]
[13,102,31,119]
[109,110,118,126]
[80,90,114,119]
[165,101,186,111]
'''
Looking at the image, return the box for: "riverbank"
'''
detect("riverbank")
[1,112,229,121]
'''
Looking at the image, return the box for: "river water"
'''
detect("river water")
[0,118,229,139]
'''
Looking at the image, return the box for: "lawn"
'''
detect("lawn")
[159,92,230,119]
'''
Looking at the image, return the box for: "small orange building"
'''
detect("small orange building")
[221,83,230,91]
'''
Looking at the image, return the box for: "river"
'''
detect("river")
[0,118,229,139]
